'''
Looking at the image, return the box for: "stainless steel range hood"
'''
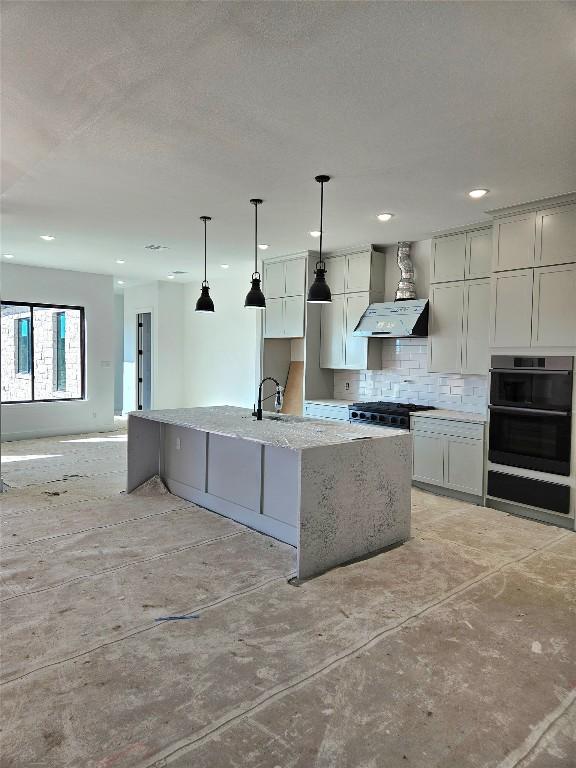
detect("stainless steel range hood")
[352,299,429,338]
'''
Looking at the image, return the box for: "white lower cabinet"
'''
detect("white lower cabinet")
[412,417,485,498]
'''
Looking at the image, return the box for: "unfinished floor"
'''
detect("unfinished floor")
[1,428,575,768]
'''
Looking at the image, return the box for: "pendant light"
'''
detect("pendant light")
[307,175,332,303]
[244,198,266,309]
[195,215,214,312]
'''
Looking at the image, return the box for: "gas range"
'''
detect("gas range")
[348,401,435,429]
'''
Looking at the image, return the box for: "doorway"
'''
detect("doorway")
[137,312,151,410]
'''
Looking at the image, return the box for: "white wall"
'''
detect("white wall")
[184,273,260,408]
[1,264,114,440]
[114,292,124,414]
[122,281,187,412]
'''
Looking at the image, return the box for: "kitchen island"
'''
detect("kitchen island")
[127,406,411,579]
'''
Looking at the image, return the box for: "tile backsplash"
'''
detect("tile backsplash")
[334,338,488,413]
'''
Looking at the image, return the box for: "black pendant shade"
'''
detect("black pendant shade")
[196,215,214,313]
[308,174,332,303]
[245,198,266,309]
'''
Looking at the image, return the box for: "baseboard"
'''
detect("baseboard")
[412,480,485,506]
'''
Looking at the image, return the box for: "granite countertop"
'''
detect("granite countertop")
[130,405,409,450]
[410,409,487,424]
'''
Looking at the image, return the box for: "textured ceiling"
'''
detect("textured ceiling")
[2,1,576,287]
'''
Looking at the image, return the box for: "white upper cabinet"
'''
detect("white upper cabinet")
[319,247,385,369]
[284,258,307,296]
[262,255,307,338]
[463,279,490,374]
[431,226,491,283]
[432,233,466,283]
[325,255,346,295]
[345,251,372,293]
[429,282,464,373]
[492,212,536,271]
[531,264,576,348]
[536,203,576,267]
[263,261,286,299]
[466,228,492,280]
[491,269,533,348]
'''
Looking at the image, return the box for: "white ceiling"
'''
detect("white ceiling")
[2,1,576,287]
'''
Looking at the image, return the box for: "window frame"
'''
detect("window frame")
[1,300,86,403]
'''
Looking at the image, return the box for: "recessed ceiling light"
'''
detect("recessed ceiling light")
[220,264,230,269]
[167,274,175,279]
[309,230,321,238]
[40,235,55,241]
[116,259,125,264]
[377,213,393,222]
[258,244,269,250]
[3,254,14,259]
[117,280,125,285]
[469,189,489,199]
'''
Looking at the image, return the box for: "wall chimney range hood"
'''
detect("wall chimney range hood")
[352,299,429,338]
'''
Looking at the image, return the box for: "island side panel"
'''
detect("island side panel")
[297,433,412,580]
[126,415,161,492]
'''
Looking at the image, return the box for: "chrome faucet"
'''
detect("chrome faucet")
[254,377,284,421]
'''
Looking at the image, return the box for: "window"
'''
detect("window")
[17,317,31,374]
[1,302,85,403]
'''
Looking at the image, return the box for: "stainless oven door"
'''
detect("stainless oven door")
[488,406,572,476]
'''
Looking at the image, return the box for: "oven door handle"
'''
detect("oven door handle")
[489,405,571,416]
[489,368,572,375]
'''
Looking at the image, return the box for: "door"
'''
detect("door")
[344,292,369,369]
[412,432,445,486]
[345,251,371,293]
[532,264,576,347]
[493,213,536,271]
[284,258,306,296]
[445,437,483,496]
[283,295,305,338]
[263,261,285,298]
[264,298,284,338]
[463,279,490,374]
[320,294,345,368]
[429,282,464,373]
[137,312,151,410]
[324,255,346,295]
[466,228,492,280]
[432,233,466,283]
[536,203,576,266]
[491,270,533,348]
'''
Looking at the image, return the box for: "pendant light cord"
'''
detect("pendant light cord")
[249,199,263,278]
[319,178,324,269]
[200,215,211,286]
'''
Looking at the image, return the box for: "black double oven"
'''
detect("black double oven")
[488,356,573,515]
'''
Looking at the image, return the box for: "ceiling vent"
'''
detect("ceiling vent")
[144,244,168,251]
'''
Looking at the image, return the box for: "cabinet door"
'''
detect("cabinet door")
[463,279,490,375]
[532,264,576,347]
[345,251,371,293]
[207,434,261,513]
[344,292,369,369]
[445,437,483,496]
[429,282,464,373]
[263,261,285,298]
[432,234,466,283]
[264,297,284,338]
[412,432,445,486]
[324,255,346,295]
[493,213,536,271]
[283,295,305,338]
[320,294,345,368]
[284,258,306,296]
[491,270,533,348]
[536,204,576,267]
[466,228,492,280]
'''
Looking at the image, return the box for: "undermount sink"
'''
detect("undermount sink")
[263,414,301,423]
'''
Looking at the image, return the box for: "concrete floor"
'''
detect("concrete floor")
[1,428,575,768]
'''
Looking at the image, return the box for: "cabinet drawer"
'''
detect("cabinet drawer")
[304,402,349,421]
[412,417,484,440]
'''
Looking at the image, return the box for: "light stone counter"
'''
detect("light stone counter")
[128,406,411,580]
